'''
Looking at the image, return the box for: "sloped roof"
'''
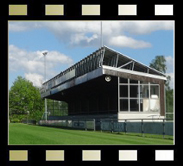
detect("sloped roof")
[41,46,166,96]
[103,46,165,76]
[44,46,165,83]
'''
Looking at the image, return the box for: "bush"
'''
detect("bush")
[11,118,20,123]
[22,119,37,125]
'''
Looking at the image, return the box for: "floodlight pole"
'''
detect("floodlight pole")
[101,21,103,47]
[43,52,47,81]
[43,52,48,121]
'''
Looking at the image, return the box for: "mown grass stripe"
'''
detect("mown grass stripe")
[9,123,173,145]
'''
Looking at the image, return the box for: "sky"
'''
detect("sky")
[8,21,174,89]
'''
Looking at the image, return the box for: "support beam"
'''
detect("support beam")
[115,54,119,67]
[148,82,151,112]
[118,77,120,112]
[128,79,130,112]
[138,80,141,112]
[160,82,165,116]
[132,62,135,70]
[99,47,105,67]
[118,61,133,69]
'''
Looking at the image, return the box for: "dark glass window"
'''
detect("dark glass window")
[130,99,139,111]
[130,79,138,84]
[120,99,128,111]
[120,78,128,83]
[120,85,128,97]
[130,85,139,98]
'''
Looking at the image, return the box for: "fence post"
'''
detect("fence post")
[111,120,113,133]
[124,119,127,134]
[141,119,144,137]
[163,119,165,139]
[100,120,102,132]
[93,119,96,131]
[118,120,120,134]
[85,119,87,131]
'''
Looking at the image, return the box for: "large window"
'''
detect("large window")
[119,78,160,112]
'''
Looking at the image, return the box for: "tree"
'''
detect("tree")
[150,55,167,74]
[150,55,171,90]
[149,56,173,119]
[9,76,44,122]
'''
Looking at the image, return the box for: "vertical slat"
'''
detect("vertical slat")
[115,54,119,67]
[138,81,141,112]
[128,79,130,112]
[148,82,151,112]
[118,77,120,112]
[160,81,165,116]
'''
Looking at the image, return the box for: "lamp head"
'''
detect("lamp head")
[105,76,111,82]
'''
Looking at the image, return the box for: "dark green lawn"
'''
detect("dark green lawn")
[9,123,173,145]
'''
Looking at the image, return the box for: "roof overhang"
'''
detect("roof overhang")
[103,65,167,81]
[41,65,166,98]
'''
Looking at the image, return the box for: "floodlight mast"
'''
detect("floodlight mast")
[101,21,103,47]
[43,52,48,81]
[99,21,104,67]
[43,52,48,121]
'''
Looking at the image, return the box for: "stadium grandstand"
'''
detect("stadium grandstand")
[40,45,167,124]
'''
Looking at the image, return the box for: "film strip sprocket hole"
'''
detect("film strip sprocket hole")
[8,4,174,16]
[8,149,175,162]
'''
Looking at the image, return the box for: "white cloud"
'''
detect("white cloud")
[109,35,152,49]
[9,21,42,32]
[123,21,174,34]
[9,21,174,49]
[9,45,74,87]
[25,73,43,87]
[165,56,174,89]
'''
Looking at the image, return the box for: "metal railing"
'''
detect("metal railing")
[39,118,173,138]
[100,118,173,138]
[39,119,96,131]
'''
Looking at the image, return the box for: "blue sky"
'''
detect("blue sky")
[8,21,174,88]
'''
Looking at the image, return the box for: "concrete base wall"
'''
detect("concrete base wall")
[118,112,165,122]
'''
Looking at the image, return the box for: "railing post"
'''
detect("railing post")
[141,119,144,137]
[124,119,127,134]
[111,120,113,133]
[93,119,96,131]
[163,119,165,139]
[100,120,102,132]
[85,119,87,131]
[118,120,120,134]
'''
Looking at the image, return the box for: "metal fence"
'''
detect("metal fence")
[100,118,173,137]
[38,118,173,137]
[39,119,96,131]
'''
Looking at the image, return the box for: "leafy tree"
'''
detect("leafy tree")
[150,55,167,74]
[149,56,173,119]
[150,56,172,90]
[9,76,44,122]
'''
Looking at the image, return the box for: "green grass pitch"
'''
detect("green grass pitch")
[9,123,173,145]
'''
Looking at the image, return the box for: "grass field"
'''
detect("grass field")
[9,123,173,145]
